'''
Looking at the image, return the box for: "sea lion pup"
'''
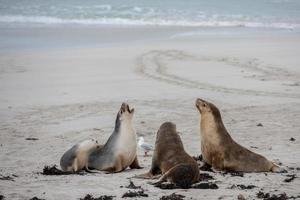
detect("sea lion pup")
[136,122,200,188]
[88,103,141,172]
[60,139,101,173]
[195,98,279,172]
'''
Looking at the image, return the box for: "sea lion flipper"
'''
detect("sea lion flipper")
[85,165,101,173]
[73,158,78,172]
[134,152,160,179]
[129,156,142,169]
[85,168,101,173]
[271,163,280,172]
[133,171,156,179]
[150,180,165,186]
[151,173,167,185]
[211,156,224,171]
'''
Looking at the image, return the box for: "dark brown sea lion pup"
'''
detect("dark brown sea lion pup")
[195,98,279,172]
[136,122,200,188]
[88,103,141,172]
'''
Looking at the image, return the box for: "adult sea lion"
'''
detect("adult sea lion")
[195,98,279,172]
[60,139,101,173]
[137,122,200,188]
[88,103,141,172]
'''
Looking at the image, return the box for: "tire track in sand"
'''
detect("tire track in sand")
[136,50,300,99]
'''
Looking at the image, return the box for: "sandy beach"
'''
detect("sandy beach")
[0,25,300,199]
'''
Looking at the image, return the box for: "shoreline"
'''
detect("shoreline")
[0,24,299,52]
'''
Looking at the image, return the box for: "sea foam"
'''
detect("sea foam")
[0,15,298,30]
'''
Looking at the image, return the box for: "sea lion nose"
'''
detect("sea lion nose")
[195,98,202,107]
[120,102,128,112]
[121,102,127,107]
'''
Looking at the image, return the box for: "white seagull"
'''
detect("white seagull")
[138,137,154,157]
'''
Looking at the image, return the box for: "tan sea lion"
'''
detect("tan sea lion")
[88,103,141,172]
[136,122,200,188]
[60,139,101,173]
[195,98,279,172]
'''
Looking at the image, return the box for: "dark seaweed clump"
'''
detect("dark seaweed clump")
[199,163,214,172]
[0,195,4,200]
[0,175,14,181]
[80,194,115,200]
[153,180,191,190]
[222,171,244,177]
[257,191,288,200]
[192,182,218,189]
[25,137,39,141]
[283,174,296,183]
[289,137,295,141]
[154,180,219,190]
[42,165,71,175]
[125,180,141,189]
[192,155,203,162]
[192,155,214,172]
[160,193,185,200]
[122,190,148,198]
[154,182,179,190]
[230,184,256,190]
[29,197,45,200]
[199,173,214,181]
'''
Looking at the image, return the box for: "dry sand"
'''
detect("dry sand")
[0,27,300,199]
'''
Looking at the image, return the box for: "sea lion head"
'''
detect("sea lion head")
[117,102,135,121]
[195,98,221,120]
[79,139,101,153]
[158,122,176,134]
[156,122,176,140]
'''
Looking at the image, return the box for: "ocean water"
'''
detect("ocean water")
[0,0,300,30]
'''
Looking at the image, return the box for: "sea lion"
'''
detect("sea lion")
[195,98,279,172]
[88,103,141,172]
[136,122,200,188]
[60,139,101,173]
